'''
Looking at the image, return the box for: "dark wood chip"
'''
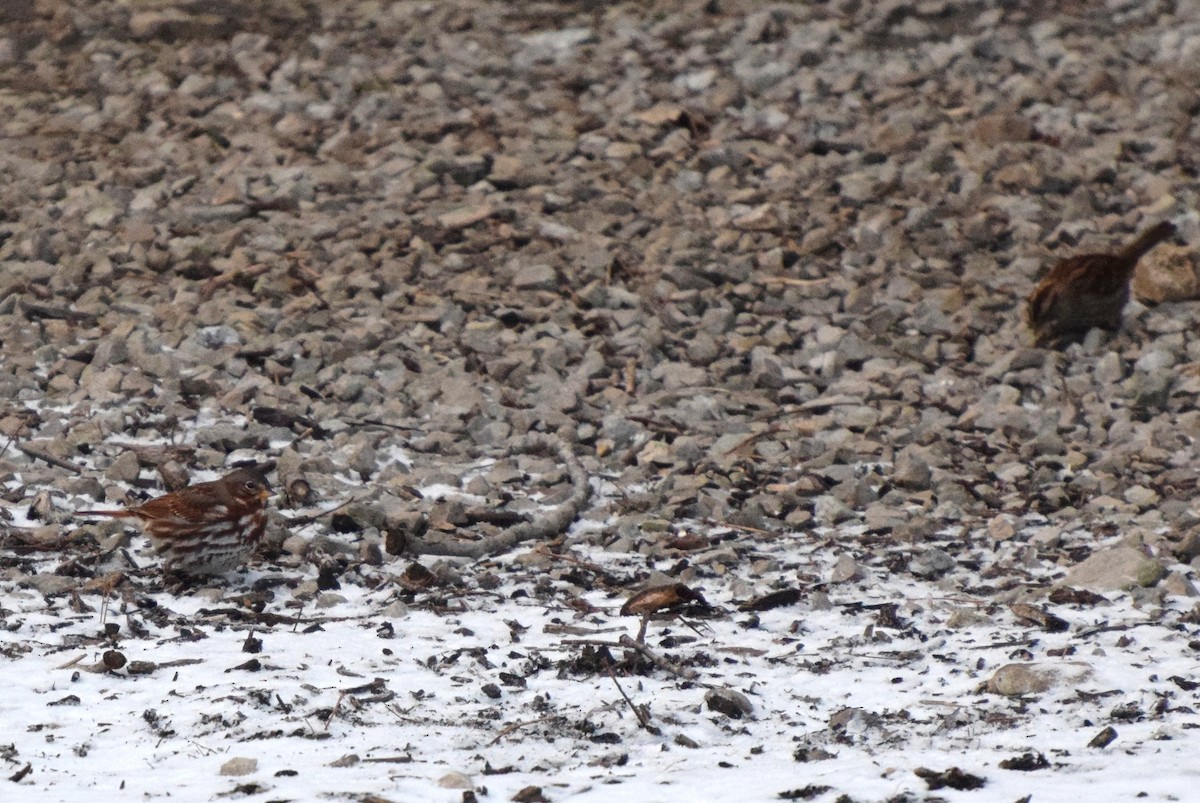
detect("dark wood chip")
[913,766,986,790]
[739,587,802,612]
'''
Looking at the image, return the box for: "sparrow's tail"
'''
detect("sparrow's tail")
[1119,221,1176,262]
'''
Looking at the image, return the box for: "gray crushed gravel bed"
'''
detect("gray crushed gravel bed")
[2,1,1200,800]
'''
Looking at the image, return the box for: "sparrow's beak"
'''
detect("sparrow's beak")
[258,489,272,502]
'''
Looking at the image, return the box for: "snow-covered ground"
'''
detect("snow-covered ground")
[3,465,1198,803]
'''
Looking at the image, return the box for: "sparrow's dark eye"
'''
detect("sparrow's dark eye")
[244,480,259,492]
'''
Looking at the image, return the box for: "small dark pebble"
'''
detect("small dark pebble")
[705,687,753,719]
[317,564,342,591]
[330,513,362,533]
[512,785,549,803]
[102,650,126,671]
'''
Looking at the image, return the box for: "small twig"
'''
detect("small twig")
[488,714,563,746]
[756,276,831,288]
[0,532,77,552]
[844,650,923,662]
[705,518,773,536]
[15,442,83,474]
[56,654,87,670]
[618,634,702,681]
[362,755,414,764]
[607,666,660,735]
[1076,620,1159,639]
[19,298,97,324]
[347,418,420,431]
[183,739,218,757]
[531,545,611,576]
[965,637,1041,651]
[541,623,621,637]
[279,497,357,527]
[199,262,272,301]
[325,691,346,731]
[156,658,204,669]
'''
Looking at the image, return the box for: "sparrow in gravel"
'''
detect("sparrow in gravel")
[1026,220,1177,348]
[77,466,272,575]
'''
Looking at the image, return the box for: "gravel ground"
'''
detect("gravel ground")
[3,1,1200,800]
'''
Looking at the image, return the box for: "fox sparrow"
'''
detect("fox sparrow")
[1026,221,1177,348]
[78,466,272,575]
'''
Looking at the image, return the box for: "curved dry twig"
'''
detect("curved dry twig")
[399,435,589,559]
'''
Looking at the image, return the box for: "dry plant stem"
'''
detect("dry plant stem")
[15,442,83,474]
[487,714,564,746]
[705,518,773,536]
[757,276,831,288]
[19,298,97,325]
[618,635,703,682]
[347,418,420,431]
[361,756,414,765]
[104,442,197,468]
[530,545,610,576]
[607,667,661,735]
[1076,620,1161,638]
[325,691,346,731]
[1,531,76,552]
[401,436,589,558]
[199,262,272,301]
[965,637,1041,651]
[280,496,356,527]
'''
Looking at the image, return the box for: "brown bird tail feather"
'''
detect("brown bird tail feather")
[1119,221,1176,262]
